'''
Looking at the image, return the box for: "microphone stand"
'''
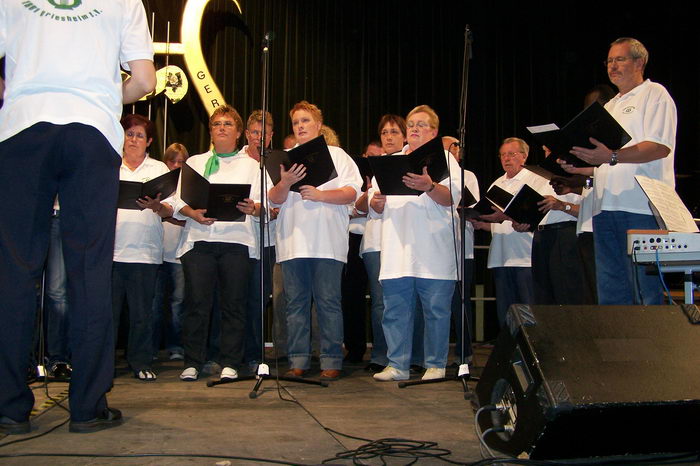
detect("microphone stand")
[208,31,327,396]
[399,25,475,399]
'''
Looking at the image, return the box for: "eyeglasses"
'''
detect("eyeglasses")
[499,151,523,159]
[604,56,635,67]
[125,131,146,140]
[211,121,236,128]
[406,121,432,129]
[381,129,403,136]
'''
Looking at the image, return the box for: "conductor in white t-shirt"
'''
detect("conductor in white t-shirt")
[0,1,155,434]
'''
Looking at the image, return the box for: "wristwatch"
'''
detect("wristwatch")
[564,203,572,212]
[427,181,437,193]
[609,151,619,166]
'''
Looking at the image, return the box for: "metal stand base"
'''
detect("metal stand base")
[206,363,328,398]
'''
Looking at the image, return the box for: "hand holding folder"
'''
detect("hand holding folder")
[527,101,631,168]
[181,163,251,222]
[264,135,337,191]
[367,136,448,195]
[117,168,180,210]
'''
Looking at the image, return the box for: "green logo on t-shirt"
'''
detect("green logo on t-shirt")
[47,0,82,10]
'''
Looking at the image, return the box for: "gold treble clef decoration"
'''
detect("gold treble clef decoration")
[150,0,243,116]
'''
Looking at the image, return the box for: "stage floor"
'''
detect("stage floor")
[0,346,493,465]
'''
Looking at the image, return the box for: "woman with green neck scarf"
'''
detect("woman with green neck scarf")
[168,105,268,382]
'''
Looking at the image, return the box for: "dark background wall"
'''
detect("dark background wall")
[140,0,698,213]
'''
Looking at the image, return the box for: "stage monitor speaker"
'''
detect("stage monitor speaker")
[474,304,700,460]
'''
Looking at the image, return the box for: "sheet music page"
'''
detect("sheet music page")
[526,123,559,134]
[635,175,699,232]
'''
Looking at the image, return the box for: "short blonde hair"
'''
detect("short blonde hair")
[163,143,189,164]
[247,109,274,130]
[407,105,439,130]
[289,100,323,124]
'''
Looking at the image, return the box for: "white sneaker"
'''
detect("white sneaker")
[373,366,409,381]
[220,367,238,381]
[421,367,446,380]
[179,367,199,381]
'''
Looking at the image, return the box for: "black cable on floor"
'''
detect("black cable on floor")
[0,452,311,465]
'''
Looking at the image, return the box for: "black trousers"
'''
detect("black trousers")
[112,262,159,372]
[181,241,251,370]
[0,123,120,422]
[532,222,594,305]
[341,233,368,360]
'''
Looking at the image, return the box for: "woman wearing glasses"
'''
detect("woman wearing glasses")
[369,105,462,382]
[113,114,174,381]
[360,114,423,373]
[169,105,265,382]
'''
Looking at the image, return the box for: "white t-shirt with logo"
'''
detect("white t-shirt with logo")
[0,0,153,153]
[593,79,677,216]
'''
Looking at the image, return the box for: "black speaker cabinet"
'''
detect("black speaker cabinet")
[474,304,700,460]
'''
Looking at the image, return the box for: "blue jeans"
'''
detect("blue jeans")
[281,258,344,370]
[45,213,70,365]
[381,277,454,371]
[593,210,663,305]
[152,261,185,355]
[244,246,275,365]
[364,252,424,366]
[492,267,534,327]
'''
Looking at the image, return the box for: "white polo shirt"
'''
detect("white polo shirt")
[369,149,462,281]
[593,79,677,216]
[114,156,169,264]
[171,151,266,260]
[274,145,362,263]
[486,169,548,268]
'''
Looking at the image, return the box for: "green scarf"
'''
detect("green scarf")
[204,148,239,179]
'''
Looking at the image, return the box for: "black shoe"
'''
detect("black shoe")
[69,408,123,434]
[364,363,386,373]
[0,416,30,435]
[51,363,72,381]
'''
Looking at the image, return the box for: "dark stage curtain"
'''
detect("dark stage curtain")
[137,0,697,212]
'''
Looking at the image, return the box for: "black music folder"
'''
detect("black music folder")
[523,154,572,180]
[264,135,337,192]
[352,156,373,192]
[117,168,180,210]
[367,136,448,195]
[181,163,250,222]
[496,184,546,226]
[463,185,512,219]
[464,184,545,226]
[527,101,631,168]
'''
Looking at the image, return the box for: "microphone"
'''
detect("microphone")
[262,31,275,51]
